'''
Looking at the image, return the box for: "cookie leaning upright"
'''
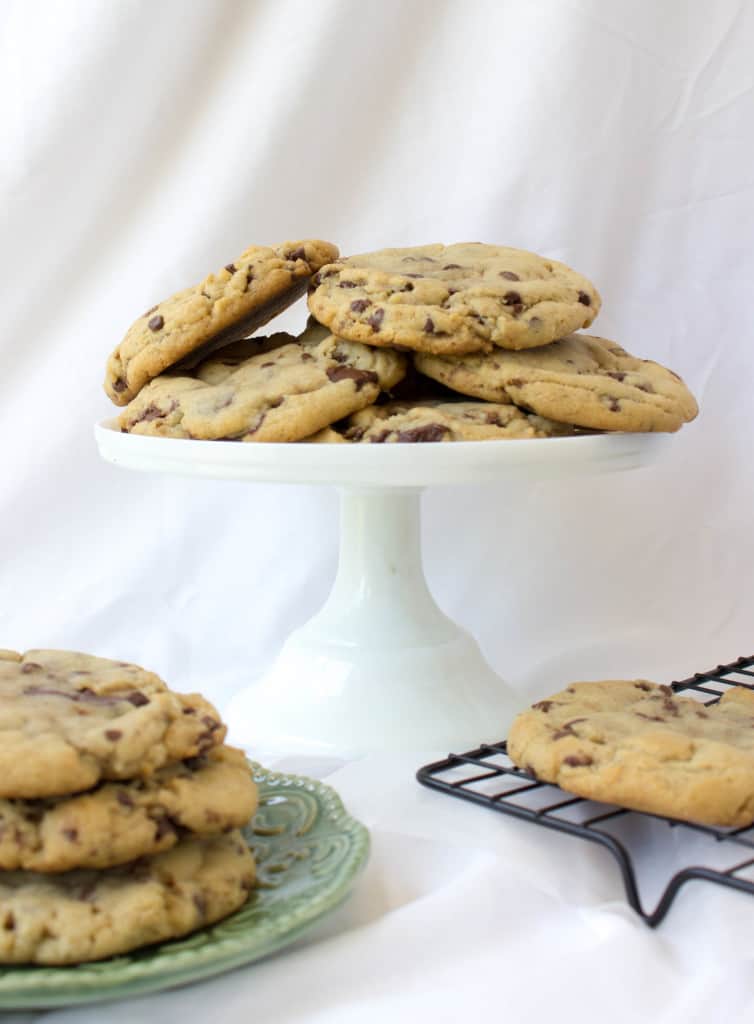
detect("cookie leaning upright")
[104,240,339,405]
[0,650,226,798]
[307,243,601,356]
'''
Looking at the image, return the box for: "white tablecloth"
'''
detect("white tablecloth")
[9,750,754,1023]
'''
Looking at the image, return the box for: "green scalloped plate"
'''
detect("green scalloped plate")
[0,763,369,1009]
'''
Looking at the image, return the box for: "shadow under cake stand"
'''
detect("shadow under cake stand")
[95,423,670,755]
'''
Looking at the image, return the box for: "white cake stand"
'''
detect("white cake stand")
[95,422,670,755]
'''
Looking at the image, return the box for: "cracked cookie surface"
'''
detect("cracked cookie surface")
[0,650,225,798]
[119,323,407,441]
[337,400,576,442]
[0,746,257,872]
[307,243,600,355]
[105,239,339,405]
[508,680,754,826]
[0,831,254,964]
[416,333,698,432]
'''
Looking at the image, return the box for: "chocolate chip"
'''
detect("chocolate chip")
[63,828,79,842]
[20,663,42,674]
[511,303,524,316]
[127,691,150,707]
[404,273,423,279]
[224,263,237,274]
[424,317,435,334]
[182,707,196,715]
[367,308,385,331]
[563,754,592,767]
[286,247,305,261]
[402,256,421,262]
[606,371,626,382]
[193,893,207,917]
[116,790,134,808]
[499,271,520,281]
[113,377,127,393]
[300,352,314,361]
[201,715,219,730]
[143,305,159,318]
[148,314,164,332]
[608,397,621,412]
[326,366,379,390]
[339,280,357,289]
[634,681,652,691]
[3,913,15,931]
[135,403,164,423]
[637,382,655,394]
[154,815,177,841]
[396,423,448,443]
[533,700,554,712]
[261,361,275,368]
[400,282,414,291]
[246,270,254,290]
[105,729,122,741]
[351,299,370,313]
[508,378,525,388]
[443,263,461,269]
[578,291,591,306]
[503,291,522,306]
[310,271,322,288]
[529,316,542,328]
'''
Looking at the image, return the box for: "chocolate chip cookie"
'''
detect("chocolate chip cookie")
[307,243,600,355]
[0,746,257,872]
[119,323,407,441]
[337,400,577,442]
[416,333,698,432]
[508,681,754,826]
[0,650,225,798]
[105,240,339,405]
[0,831,254,964]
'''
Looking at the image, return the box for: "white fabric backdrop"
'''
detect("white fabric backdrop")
[1,0,754,1020]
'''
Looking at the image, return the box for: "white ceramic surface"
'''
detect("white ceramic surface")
[95,423,672,753]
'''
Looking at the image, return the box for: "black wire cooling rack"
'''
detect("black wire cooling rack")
[417,656,754,926]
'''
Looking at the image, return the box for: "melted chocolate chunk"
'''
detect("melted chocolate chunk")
[396,423,448,443]
[326,366,379,391]
[63,828,79,842]
[339,280,357,289]
[135,403,165,423]
[105,729,122,741]
[400,282,414,291]
[113,377,127,393]
[533,700,554,712]
[127,691,150,707]
[286,246,305,261]
[153,815,177,841]
[503,290,522,306]
[578,291,592,306]
[499,271,520,281]
[563,754,593,767]
[634,681,652,691]
[424,317,435,334]
[245,270,254,289]
[608,397,621,412]
[24,685,148,707]
[367,308,385,331]
[116,790,134,808]
[606,371,626,382]
[148,314,164,332]
[443,263,461,270]
[224,263,237,274]
[20,663,42,674]
[351,299,370,313]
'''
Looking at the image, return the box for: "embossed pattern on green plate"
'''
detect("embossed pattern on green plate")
[0,763,370,1009]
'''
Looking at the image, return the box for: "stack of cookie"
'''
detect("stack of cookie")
[0,649,257,965]
[107,240,698,442]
